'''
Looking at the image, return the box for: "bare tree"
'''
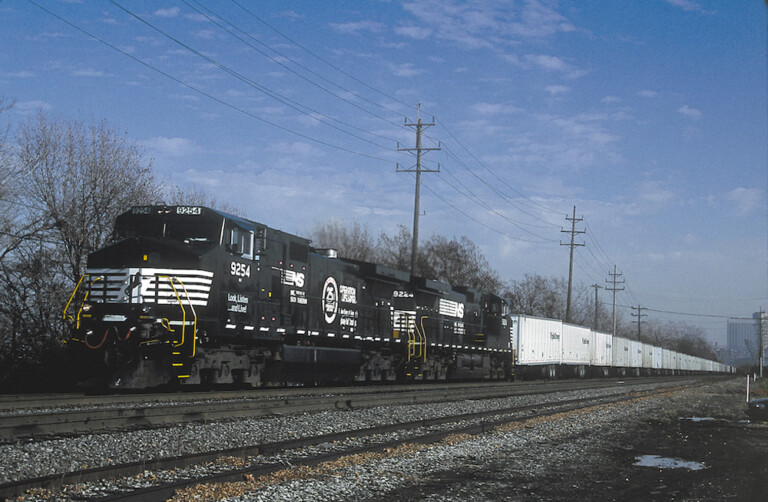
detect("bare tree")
[0,111,162,388]
[310,220,379,262]
[167,184,244,217]
[417,234,502,291]
[14,112,162,282]
[377,224,412,272]
[0,96,22,262]
[662,321,716,359]
[310,221,502,291]
[506,274,564,319]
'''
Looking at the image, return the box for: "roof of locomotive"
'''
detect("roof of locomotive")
[122,205,310,245]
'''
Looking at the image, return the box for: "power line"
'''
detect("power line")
[229,0,412,112]
[109,1,395,151]
[28,0,394,163]
[617,304,757,321]
[34,0,581,247]
[430,117,563,217]
[182,0,406,136]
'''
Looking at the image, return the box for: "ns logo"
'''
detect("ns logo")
[322,277,339,324]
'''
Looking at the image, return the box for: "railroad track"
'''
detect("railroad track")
[0,378,666,441]
[0,378,700,500]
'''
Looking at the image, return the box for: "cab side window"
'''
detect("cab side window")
[229,226,254,259]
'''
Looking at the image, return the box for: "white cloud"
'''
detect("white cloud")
[400,0,575,49]
[725,187,764,215]
[389,62,424,77]
[71,68,108,77]
[329,21,385,34]
[395,25,432,39]
[546,85,570,95]
[195,29,217,40]
[664,0,714,14]
[154,7,180,18]
[526,54,568,72]
[12,100,51,114]
[601,96,620,104]
[184,13,209,22]
[169,93,200,103]
[470,102,522,114]
[639,90,658,98]
[496,113,623,176]
[519,54,586,78]
[678,105,702,119]
[4,71,34,78]
[143,136,202,157]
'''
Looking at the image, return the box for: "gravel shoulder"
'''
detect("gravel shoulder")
[374,377,768,501]
[8,378,763,501]
[205,377,766,501]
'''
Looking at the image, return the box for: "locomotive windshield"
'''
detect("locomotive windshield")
[112,209,222,247]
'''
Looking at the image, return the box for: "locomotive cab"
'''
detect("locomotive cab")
[64,206,261,387]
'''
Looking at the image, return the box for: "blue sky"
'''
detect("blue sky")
[1,0,766,345]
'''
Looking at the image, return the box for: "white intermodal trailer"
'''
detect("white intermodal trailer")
[590,330,613,376]
[561,323,592,378]
[510,313,733,379]
[511,314,562,378]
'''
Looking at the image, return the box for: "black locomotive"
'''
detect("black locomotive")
[64,205,513,388]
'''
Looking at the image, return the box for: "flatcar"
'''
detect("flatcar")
[63,205,514,388]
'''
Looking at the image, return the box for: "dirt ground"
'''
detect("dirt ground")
[378,378,768,501]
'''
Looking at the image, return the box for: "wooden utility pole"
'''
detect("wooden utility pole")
[605,265,624,337]
[397,103,440,277]
[760,307,765,378]
[591,284,601,331]
[631,305,647,341]
[560,206,585,323]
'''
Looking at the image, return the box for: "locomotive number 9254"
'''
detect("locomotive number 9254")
[230,261,251,278]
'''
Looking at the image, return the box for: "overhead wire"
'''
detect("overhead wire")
[167,1,584,245]
[112,1,567,244]
[181,0,407,137]
[33,1,752,326]
[208,0,568,238]
[229,0,413,112]
[616,304,754,320]
[427,119,563,217]
[27,0,394,163]
[32,0,570,250]
[108,0,396,152]
[435,138,563,229]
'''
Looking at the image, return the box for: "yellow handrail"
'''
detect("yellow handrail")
[157,275,198,358]
[407,315,428,362]
[63,274,103,329]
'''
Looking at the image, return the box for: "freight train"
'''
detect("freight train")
[63,205,731,389]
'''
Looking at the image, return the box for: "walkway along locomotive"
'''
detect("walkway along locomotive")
[63,205,513,388]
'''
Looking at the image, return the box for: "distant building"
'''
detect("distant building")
[726,312,767,365]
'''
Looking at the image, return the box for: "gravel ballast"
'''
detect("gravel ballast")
[6,378,764,501]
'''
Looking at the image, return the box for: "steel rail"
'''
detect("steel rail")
[0,380,700,500]
[0,377,681,411]
[0,379,666,441]
[91,384,701,501]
